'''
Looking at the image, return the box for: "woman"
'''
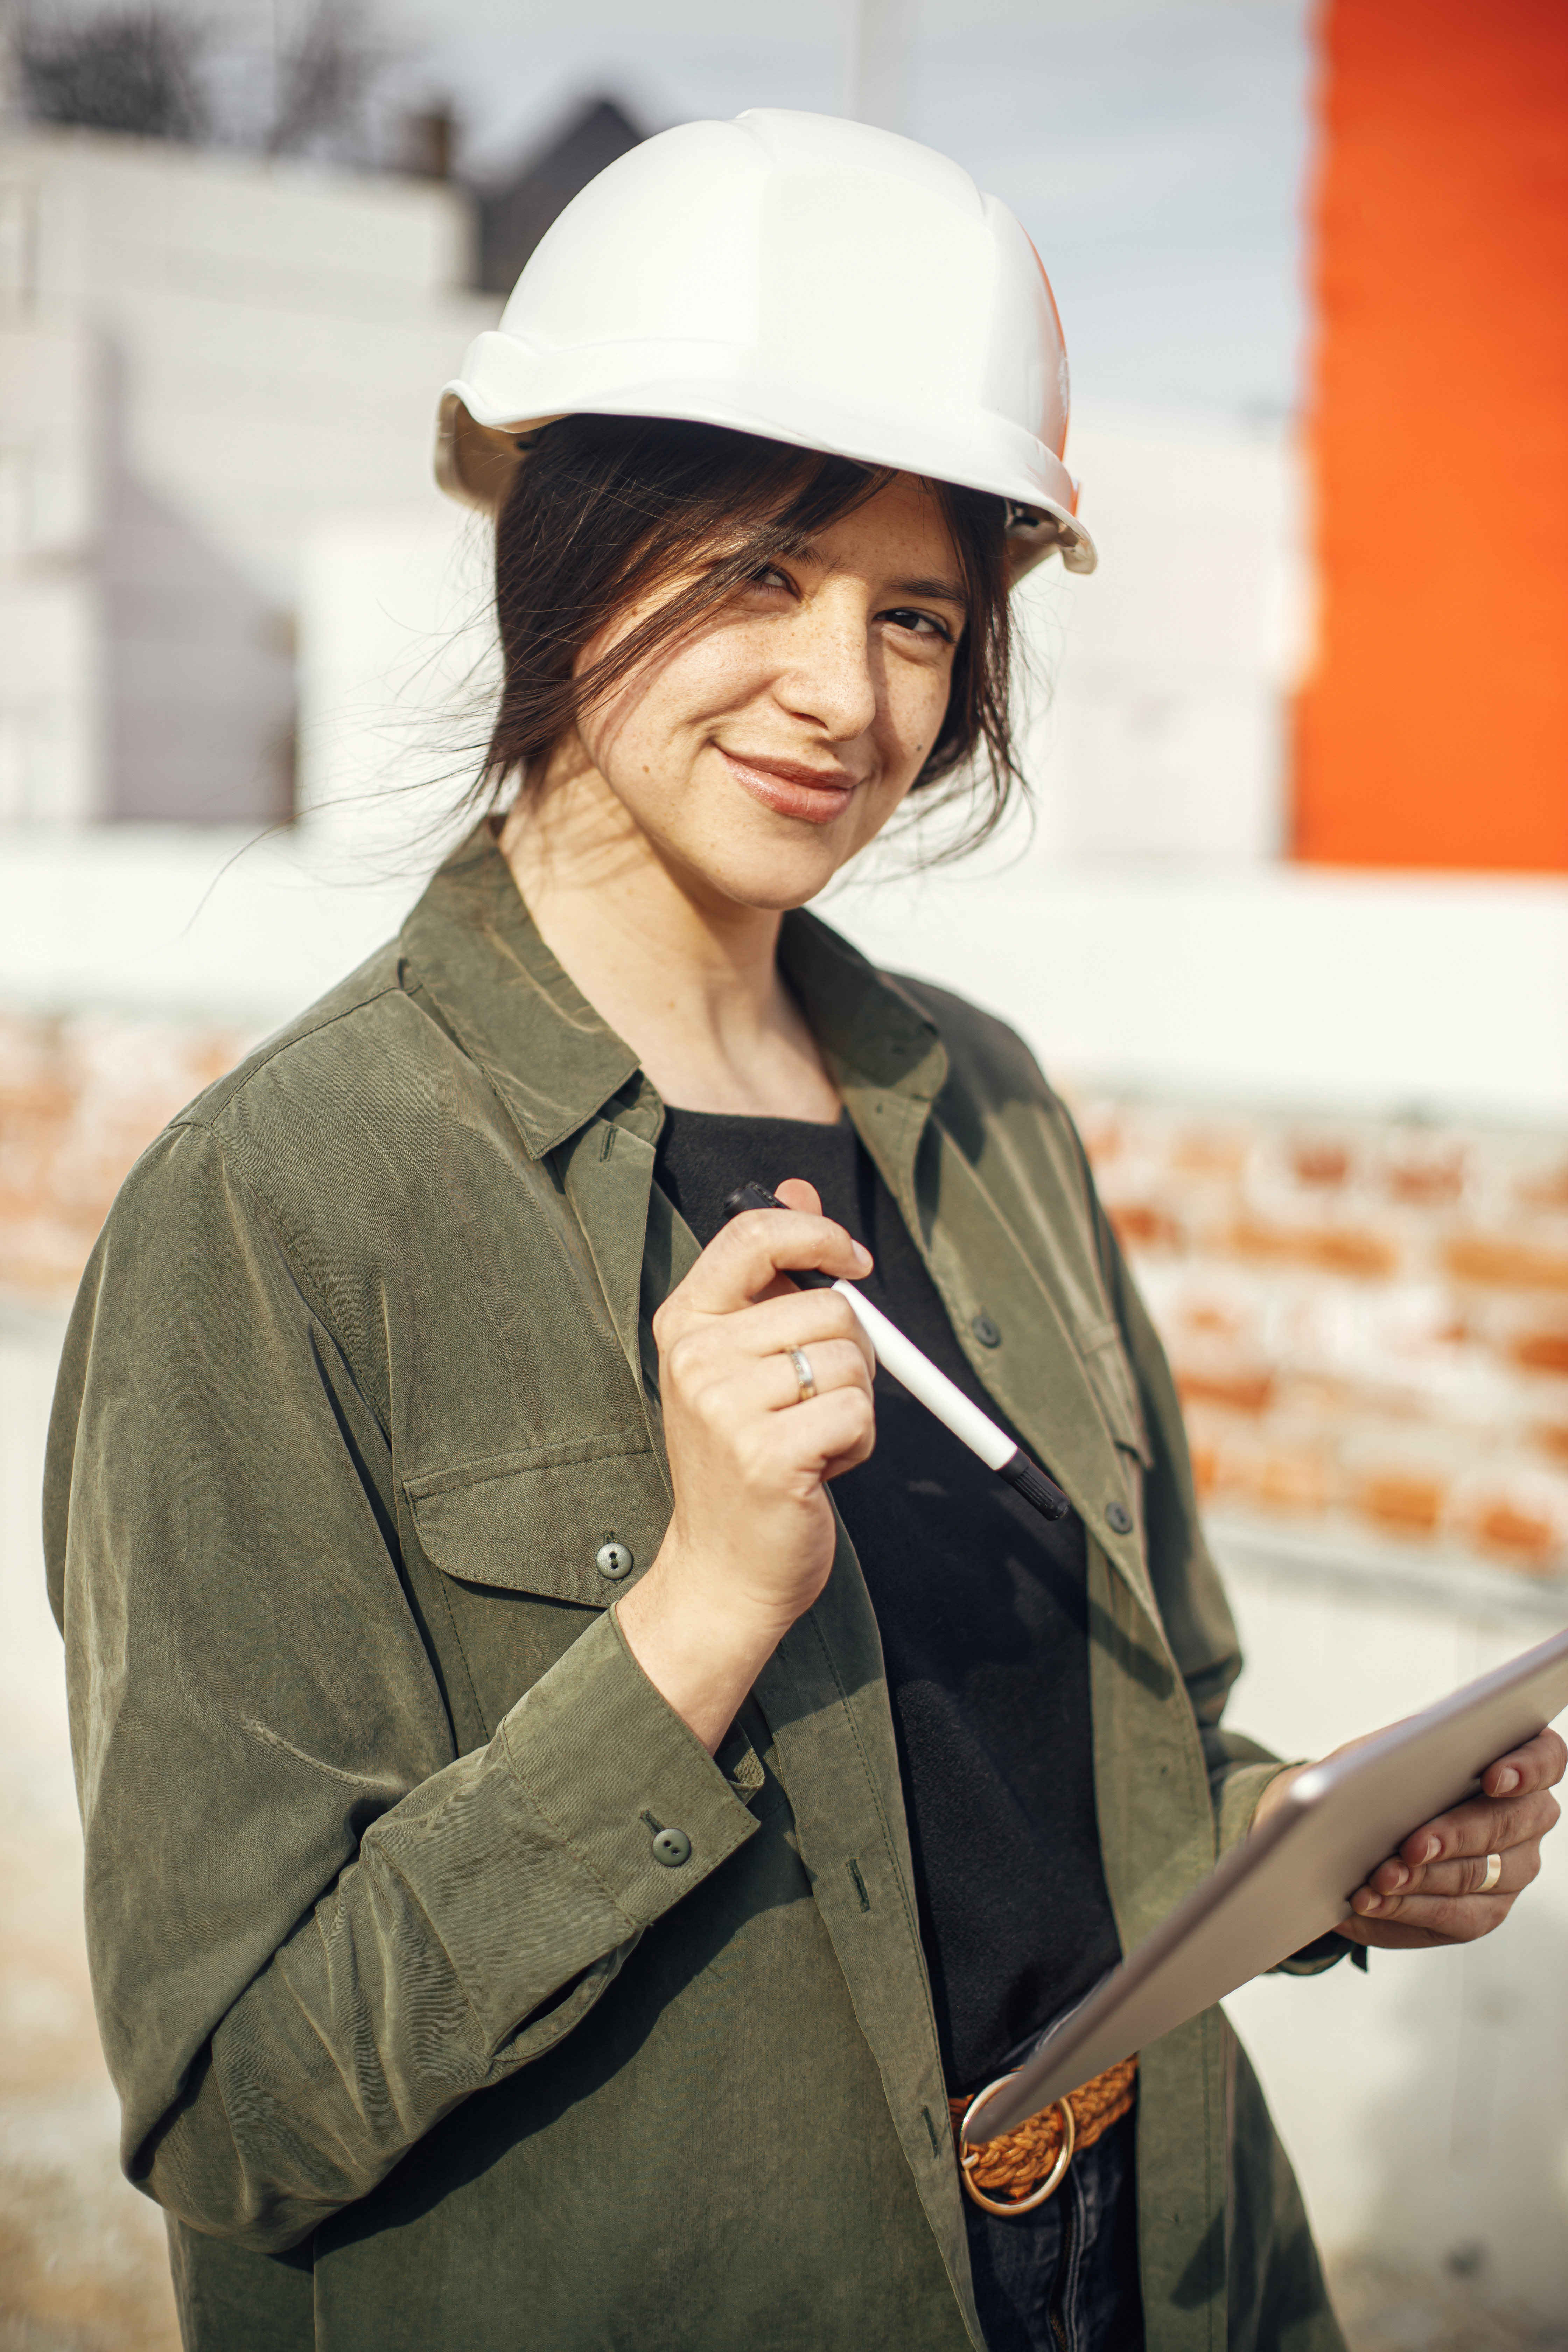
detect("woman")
[46,112,1561,2352]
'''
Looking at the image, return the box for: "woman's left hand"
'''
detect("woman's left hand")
[1255,1725,1566,1949]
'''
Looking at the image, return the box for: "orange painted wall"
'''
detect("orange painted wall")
[1293,0,1568,869]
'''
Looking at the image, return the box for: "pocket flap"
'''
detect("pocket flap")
[1078,1320,1155,1470]
[404,1432,670,1604]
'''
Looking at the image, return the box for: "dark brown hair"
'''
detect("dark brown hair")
[472,414,1023,858]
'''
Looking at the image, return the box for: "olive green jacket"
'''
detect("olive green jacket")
[46,833,1343,2352]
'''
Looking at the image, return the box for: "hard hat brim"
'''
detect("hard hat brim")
[435,385,1097,580]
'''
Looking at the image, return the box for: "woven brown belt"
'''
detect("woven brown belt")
[948,2055,1138,2217]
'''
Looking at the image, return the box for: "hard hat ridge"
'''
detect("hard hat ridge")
[436,109,1096,580]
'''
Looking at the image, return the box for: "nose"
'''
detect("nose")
[774,582,880,745]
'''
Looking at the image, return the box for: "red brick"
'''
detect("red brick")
[1206,1430,1336,1516]
[1186,1433,1222,1498]
[1229,1217,1399,1280]
[1172,1128,1250,1176]
[1382,1155,1465,1207]
[1445,1236,1568,1292]
[1175,1366,1276,1415]
[1517,1166,1568,1211]
[1465,1501,1563,1573]
[1249,1445,1335,1515]
[0,1013,245,1303]
[1107,1200,1184,1254]
[1510,1329,1568,1376]
[1352,1471,1447,1539]
[1181,1301,1244,1336]
[1288,1140,1352,1189]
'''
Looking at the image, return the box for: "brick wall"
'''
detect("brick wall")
[7,1006,1568,1581]
[1081,1094,1568,1576]
[0,1011,251,1303]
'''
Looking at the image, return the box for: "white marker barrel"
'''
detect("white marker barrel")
[832,1281,1016,1471]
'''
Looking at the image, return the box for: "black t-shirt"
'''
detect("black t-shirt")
[653,1105,1123,2092]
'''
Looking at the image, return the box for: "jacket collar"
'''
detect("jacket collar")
[401,828,643,1159]
[400,826,949,1158]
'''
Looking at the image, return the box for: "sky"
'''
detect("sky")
[380,0,1317,418]
[36,0,1316,415]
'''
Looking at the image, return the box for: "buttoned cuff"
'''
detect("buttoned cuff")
[499,1606,762,1930]
[359,1610,764,2063]
[1213,1758,1301,1857]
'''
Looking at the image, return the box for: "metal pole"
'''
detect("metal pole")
[844,0,910,133]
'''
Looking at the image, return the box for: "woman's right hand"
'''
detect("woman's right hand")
[616,1180,877,1751]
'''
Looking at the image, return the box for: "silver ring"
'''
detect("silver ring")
[1480,1851,1503,1894]
[788,1347,816,1402]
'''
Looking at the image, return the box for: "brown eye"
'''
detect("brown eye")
[885,607,952,642]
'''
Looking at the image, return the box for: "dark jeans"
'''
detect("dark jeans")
[965,2109,1144,2352]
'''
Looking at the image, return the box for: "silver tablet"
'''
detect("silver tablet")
[973,1619,1568,2141]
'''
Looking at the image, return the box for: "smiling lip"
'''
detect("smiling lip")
[720,749,861,826]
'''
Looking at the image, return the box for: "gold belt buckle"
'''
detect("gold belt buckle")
[957,2071,1077,2217]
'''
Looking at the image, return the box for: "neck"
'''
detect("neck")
[499,769,842,1121]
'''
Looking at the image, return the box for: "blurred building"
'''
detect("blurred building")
[472,95,643,295]
[0,122,495,824]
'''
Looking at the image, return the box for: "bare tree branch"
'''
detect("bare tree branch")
[18,6,207,141]
[267,0,386,158]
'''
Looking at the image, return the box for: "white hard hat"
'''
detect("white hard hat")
[436,109,1096,579]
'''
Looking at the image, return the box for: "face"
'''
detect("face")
[541,471,966,913]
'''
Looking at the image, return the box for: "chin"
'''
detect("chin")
[664,802,868,912]
[719,868,841,914]
[695,841,851,913]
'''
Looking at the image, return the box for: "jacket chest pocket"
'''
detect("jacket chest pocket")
[1078,1318,1153,1468]
[402,1432,672,1740]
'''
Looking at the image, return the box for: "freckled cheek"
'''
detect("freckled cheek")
[884,666,953,782]
[591,636,768,776]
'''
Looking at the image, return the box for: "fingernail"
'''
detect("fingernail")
[1494,1768,1520,1794]
[1390,1863,1409,1889]
[1359,1891,1382,1912]
[852,1242,872,1271]
[1423,1835,1441,1862]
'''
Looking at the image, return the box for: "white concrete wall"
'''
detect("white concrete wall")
[825,860,1568,1126]
[9,125,492,588]
[0,315,100,821]
[0,124,497,822]
[6,818,1568,1129]
[1217,1527,1568,2316]
[294,493,495,850]
[1018,402,1308,867]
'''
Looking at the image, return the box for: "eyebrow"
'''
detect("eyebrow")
[890,574,967,606]
[776,534,967,609]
